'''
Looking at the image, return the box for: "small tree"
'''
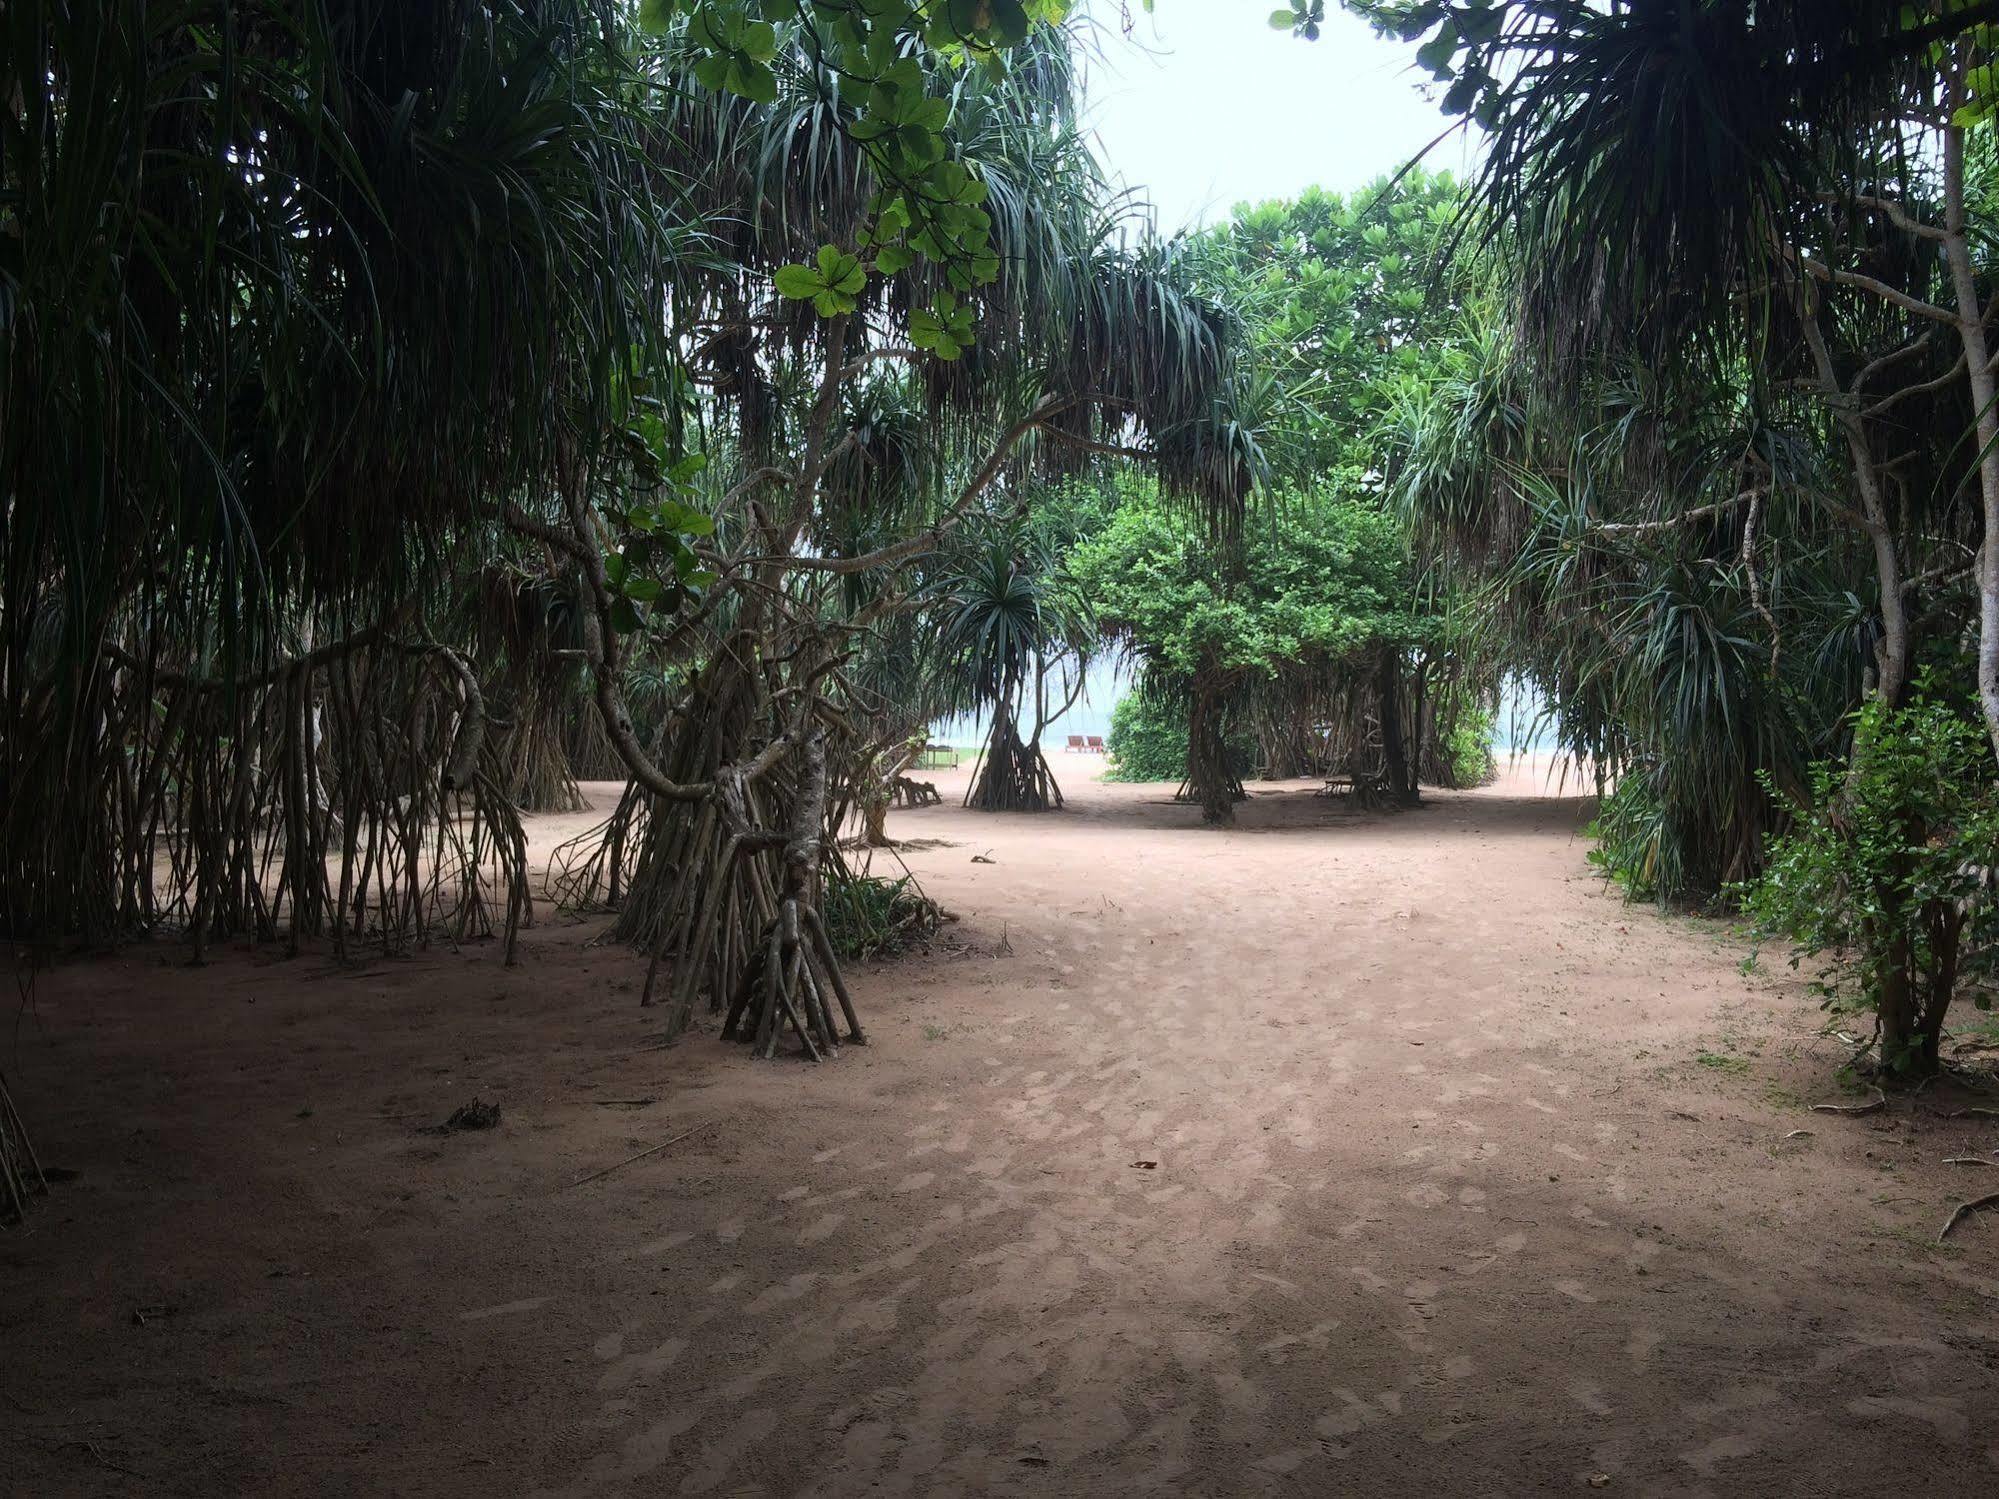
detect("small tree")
[929,521,1094,812]
[1744,694,1999,1081]
[1072,483,1421,823]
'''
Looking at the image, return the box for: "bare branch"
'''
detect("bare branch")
[1788,248,1956,326]
[1591,490,1762,536]
[754,396,1077,577]
[1843,193,1948,243]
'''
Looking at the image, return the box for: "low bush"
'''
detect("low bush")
[1739,694,1999,1080]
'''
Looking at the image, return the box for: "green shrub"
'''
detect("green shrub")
[1444,705,1497,788]
[1586,772,1675,905]
[1102,691,1188,782]
[821,870,943,960]
[1739,694,1999,1080]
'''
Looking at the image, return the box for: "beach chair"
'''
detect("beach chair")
[1065,734,1087,753]
[1086,735,1106,754]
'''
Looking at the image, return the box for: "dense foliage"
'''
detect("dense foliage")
[1103,692,1190,783]
[1074,488,1410,683]
[1743,694,1999,1076]
[1344,0,1999,1071]
[1072,479,1477,811]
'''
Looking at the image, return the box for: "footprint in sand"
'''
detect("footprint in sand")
[1627,1326,1662,1372]
[1681,1432,1760,1473]
[458,1296,548,1321]
[598,1336,688,1393]
[1569,1380,1612,1415]
[798,1212,844,1244]
[1847,1394,1968,1439]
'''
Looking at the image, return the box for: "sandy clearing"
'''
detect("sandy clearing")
[6,759,1998,1496]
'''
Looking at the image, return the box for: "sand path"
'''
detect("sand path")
[7,761,1998,1495]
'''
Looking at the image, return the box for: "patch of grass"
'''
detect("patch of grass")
[822,869,944,960]
[922,1024,950,1042]
[1762,1081,1809,1110]
[1696,1051,1751,1075]
[1947,1005,1999,1047]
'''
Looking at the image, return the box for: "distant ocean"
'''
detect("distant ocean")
[930,657,1129,748]
[933,664,1556,754]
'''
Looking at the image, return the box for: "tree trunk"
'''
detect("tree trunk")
[966,700,1062,812]
[1942,101,1999,758]
[1186,678,1242,825]
[1875,931,1923,1078]
[1407,657,1430,797]
[1781,241,1913,716]
[1378,650,1416,805]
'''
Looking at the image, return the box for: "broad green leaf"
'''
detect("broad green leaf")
[774,264,823,299]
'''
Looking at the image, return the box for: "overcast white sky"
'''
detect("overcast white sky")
[1080,2,1480,233]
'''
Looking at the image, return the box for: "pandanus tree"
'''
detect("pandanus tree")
[929,520,1095,812]
[0,0,696,1205]
[0,0,682,955]
[1345,0,1999,745]
[1346,0,1999,1072]
[535,9,1258,1053]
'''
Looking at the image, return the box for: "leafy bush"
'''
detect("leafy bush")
[821,869,944,960]
[1739,695,1999,1079]
[1444,705,1497,788]
[1586,772,1674,905]
[1102,691,1187,782]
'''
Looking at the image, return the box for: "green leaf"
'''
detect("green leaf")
[728,58,778,104]
[774,264,823,299]
[1415,21,1458,77]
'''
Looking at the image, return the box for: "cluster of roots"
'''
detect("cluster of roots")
[721,881,866,1059]
[6,636,531,959]
[965,717,1062,812]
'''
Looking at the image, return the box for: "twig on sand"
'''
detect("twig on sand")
[568,1122,713,1189]
[1937,1191,1999,1243]
[1943,1156,1997,1166]
[1811,1089,1886,1116]
[1942,1105,1999,1119]
[49,1437,147,1480]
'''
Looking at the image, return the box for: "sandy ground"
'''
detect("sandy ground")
[6,758,1999,1497]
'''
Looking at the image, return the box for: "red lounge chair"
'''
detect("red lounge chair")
[1087,735,1106,753]
[1065,734,1087,753]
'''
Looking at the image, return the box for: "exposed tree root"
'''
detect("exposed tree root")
[0,1071,48,1225]
[964,714,1062,812]
[7,637,529,961]
[1937,1190,1999,1242]
[719,736,866,1059]
[1811,1089,1888,1116]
